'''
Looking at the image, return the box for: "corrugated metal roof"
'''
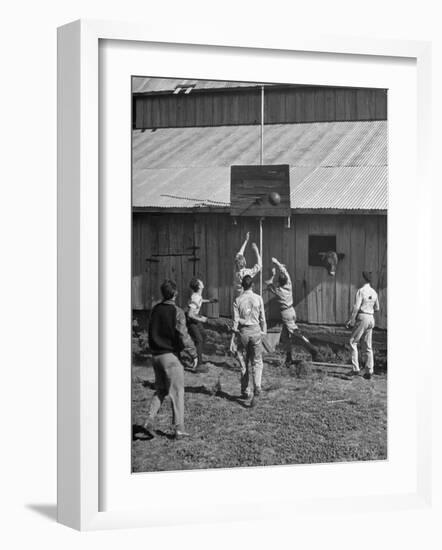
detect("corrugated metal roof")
[132,77,269,94]
[133,121,387,211]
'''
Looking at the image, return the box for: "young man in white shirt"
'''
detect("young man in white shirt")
[232,275,267,407]
[346,271,380,380]
[233,232,262,299]
[186,277,218,373]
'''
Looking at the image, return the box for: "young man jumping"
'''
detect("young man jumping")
[265,257,319,365]
[233,231,262,298]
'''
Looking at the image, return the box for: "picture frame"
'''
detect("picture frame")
[57,19,433,531]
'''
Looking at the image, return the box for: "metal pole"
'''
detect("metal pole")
[259,86,264,295]
[260,85,264,165]
[259,217,263,296]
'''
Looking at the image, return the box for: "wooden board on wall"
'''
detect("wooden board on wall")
[230,165,291,217]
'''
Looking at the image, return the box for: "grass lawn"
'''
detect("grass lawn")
[131,352,387,472]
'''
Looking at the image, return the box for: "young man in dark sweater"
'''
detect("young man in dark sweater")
[144,279,197,439]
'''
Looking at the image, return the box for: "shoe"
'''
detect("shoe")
[174,430,191,439]
[363,372,373,380]
[240,391,251,400]
[250,394,259,408]
[348,370,361,377]
[142,420,156,438]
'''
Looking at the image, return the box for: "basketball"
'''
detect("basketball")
[268,191,281,206]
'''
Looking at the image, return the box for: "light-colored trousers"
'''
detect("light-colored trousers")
[147,353,185,432]
[280,306,298,352]
[350,313,375,373]
[237,325,263,396]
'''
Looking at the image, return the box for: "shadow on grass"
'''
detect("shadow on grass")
[132,424,154,441]
[185,385,249,408]
[132,424,177,441]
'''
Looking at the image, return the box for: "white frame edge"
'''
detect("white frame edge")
[57,19,433,531]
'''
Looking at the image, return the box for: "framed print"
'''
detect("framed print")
[57,19,433,530]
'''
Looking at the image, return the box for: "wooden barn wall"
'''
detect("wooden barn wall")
[132,213,387,329]
[133,87,387,129]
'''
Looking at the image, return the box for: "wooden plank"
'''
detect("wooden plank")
[140,215,160,310]
[335,216,351,324]
[335,89,346,121]
[168,216,183,308]
[324,88,336,122]
[295,89,305,122]
[367,89,376,119]
[322,219,337,324]
[132,275,144,310]
[304,89,316,122]
[375,89,388,120]
[306,216,323,323]
[377,215,388,329]
[284,88,296,123]
[205,213,220,318]
[356,88,370,120]
[218,214,231,317]
[344,89,357,120]
[134,99,143,129]
[348,216,366,318]
[314,88,326,121]
[364,216,379,286]
[294,215,309,321]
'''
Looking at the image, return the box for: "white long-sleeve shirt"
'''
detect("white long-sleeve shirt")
[233,289,267,333]
[350,283,380,323]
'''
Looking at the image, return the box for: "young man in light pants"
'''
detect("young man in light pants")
[144,279,197,438]
[346,271,380,380]
[232,275,267,407]
[265,257,319,365]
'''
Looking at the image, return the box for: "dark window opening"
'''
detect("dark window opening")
[309,235,336,266]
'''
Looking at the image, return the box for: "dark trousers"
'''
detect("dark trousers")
[187,321,205,365]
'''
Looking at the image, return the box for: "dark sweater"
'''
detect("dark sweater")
[148,300,197,358]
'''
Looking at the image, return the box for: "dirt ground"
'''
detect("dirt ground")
[131,320,387,473]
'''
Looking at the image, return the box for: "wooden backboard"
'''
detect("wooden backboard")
[230,165,291,217]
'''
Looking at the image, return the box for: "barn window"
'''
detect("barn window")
[309,235,337,266]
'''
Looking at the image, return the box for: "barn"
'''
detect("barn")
[132,78,387,329]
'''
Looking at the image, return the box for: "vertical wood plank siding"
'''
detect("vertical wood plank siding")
[132,213,387,329]
[133,87,387,129]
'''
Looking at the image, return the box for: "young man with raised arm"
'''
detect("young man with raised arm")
[233,231,262,298]
[265,257,319,365]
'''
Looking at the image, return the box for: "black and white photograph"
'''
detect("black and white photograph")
[131,76,388,472]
